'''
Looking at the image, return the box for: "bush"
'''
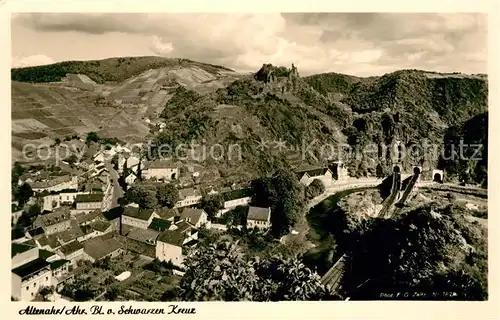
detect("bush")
[306,179,326,199]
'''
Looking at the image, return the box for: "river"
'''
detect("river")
[303,186,377,276]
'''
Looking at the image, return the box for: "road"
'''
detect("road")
[105,161,124,209]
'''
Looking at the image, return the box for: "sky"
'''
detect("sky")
[11,13,487,77]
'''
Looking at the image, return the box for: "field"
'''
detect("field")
[11,62,247,163]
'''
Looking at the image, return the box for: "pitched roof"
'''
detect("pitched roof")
[33,208,71,228]
[89,220,111,233]
[11,243,35,258]
[221,188,252,202]
[29,175,73,189]
[27,227,45,238]
[12,258,50,278]
[123,207,156,221]
[75,210,103,224]
[126,228,159,244]
[247,206,271,222]
[148,218,172,232]
[37,234,60,249]
[59,240,84,255]
[50,259,69,270]
[83,237,122,260]
[180,208,206,226]
[57,226,85,243]
[39,249,56,260]
[158,207,179,220]
[178,188,200,199]
[75,193,104,203]
[157,221,194,246]
[157,230,188,247]
[296,166,330,178]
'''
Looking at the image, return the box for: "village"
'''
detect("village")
[11,135,355,302]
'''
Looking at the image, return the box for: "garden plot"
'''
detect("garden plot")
[12,118,49,132]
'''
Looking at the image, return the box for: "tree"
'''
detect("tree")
[117,197,128,207]
[86,132,100,145]
[104,286,121,301]
[179,240,339,301]
[16,183,33,207]
[305,179,326,199]
[55,137,61,145]
[125,184,158,209]
[38,286,55,301]
[341,204,488,300]
[27,204,41,217]
[156,183,179,208]
[66,154,78,165]
[199,194,224,220]
[111,154,119,170]
[252,169,305,236]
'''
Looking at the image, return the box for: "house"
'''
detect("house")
[118,155,141,174]
[126,228,160,246]
[174,188,202,208]
[56,240,85,267]
[148,217,173,232]
[124,172,137,185]
[32,208,71,235]
[217,188,252,217]
[141,160,179,181]
[121,207,160,230]
[296,166,333,186]
[11,243,53,301]
[12,243,39,269]
[246,206,272,230]
[35,234,61,252]
[180,208,210,229]
[74,210,104,226]
[74,193,104,214]
[328,161,349,181]
[41,191,90,212]
[50,259,73,290]
[39,249,61,263]
[88,221,112,237]
[156,221,199,268]
[12,258,52,301]
[83,237,123,263]
[55,226,86,245]
[29,176,78,193]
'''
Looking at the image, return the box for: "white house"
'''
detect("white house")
[41,191,90,212]
[180,208,210,229]
[29,176,78,193]
[296,166,333,187]
[11,243,52,301]
[156,221,199,268]
[246,206,271,230]
[217,189,252,217]
[174,188,202,208]
[73,193,104,215]
[121,207,160,230]
[141,160,179,181]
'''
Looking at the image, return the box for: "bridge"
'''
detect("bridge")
[318,164,478,294]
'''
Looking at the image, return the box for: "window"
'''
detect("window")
[26,287,29,291]
[46,276,49,281]
[33,283,36,288]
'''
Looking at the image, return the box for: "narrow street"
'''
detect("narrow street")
[105,161,124,209]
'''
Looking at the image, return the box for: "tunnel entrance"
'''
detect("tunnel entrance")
[393,166,401,173]
[433,173,443,183]
[413,167,421,175]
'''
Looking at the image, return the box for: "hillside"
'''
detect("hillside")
[11,58,488,185]
[11,56,233,84]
